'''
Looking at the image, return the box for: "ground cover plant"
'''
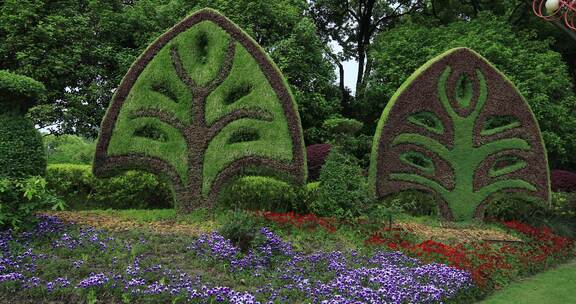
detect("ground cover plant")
[0,214,475,303]
[369,48,550,222]
[94,8,306,213]
[0,210,572,303]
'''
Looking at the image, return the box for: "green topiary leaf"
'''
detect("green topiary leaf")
[93,9,306,213]
[369,48,550,221]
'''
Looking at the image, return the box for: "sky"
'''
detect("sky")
[330,41,359,96]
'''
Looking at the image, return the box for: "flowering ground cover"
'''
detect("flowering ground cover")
[0,211,573,303]
[0,215,475,303]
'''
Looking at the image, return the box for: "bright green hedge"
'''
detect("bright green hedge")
[46,164,173,210]
[0,114,46,178]
[218,176,299,212]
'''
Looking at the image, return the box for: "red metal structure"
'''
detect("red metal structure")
[533,0,576,30]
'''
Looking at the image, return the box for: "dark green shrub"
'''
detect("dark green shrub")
[484,193,548,222]
[218,210,262,252]
[0,176,65,230]
[0,114,46,178]
[0,70,46,114]
[44,135,95,165]
[218,176,298,212]
[46,164,172,210]
[313,150,371,219]
[380,190,438,216]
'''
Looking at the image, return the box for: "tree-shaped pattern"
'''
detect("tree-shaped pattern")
[369,48,550,221]
[94,9,306,213]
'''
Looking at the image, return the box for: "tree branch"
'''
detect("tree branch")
[476,179,536,203]
[476,138,531,162]
[392,133,451,161]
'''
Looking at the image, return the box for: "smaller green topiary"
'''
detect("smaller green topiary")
[0,114,46,178]
[0,71,47,179]
[0,70,46,114]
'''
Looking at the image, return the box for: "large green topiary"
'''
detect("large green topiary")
[94,9,306,213]
[369,48,550,222]
[0,71,47,178]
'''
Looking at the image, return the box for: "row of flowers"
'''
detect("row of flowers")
[254,211,575,293]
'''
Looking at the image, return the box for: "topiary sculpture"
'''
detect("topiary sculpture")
[0,70,47,178]
[93,9,306,213]
[369,48,550,221]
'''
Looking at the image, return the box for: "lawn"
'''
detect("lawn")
[480,261,576,304]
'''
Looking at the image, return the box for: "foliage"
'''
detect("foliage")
[44,135,95,165]
[367,12,576,170]
[322,117,363,137]
[484,194,548,222]
[218,210,262,252]
[0,0,338,140]
[369,48,550,221]
[0,114,46,179]
[379,190,438,217]
[0,70,46,114]
[218,176,298,212]
[550,170,576,193]
[0,177,64,230]
[305,144,331,181]
[46,164,172,210]
[95,9,306,213]
[313,150,371,219]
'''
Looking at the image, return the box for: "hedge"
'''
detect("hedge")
[46,164,173,210]
[0,114,46,178]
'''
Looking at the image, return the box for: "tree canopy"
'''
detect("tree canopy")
[366,13,576,169]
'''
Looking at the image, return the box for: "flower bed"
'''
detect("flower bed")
[0,215,474,303]
[365,222,574,293]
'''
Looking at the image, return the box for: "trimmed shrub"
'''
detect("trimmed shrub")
[313,150,371,219]
[46,164,172,210]
[0,70,46,114]
[218,176,298,212]
[306,144,331,181]
[369,48,550,222]
[0,176,64,230]
[551,170,576,193]
[322,117,363,137]
[93,9,306,213]
[0,115,46,178]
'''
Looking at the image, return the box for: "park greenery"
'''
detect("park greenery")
[0,1,575,303]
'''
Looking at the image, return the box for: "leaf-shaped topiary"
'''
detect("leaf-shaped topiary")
[369,48,550,221]
[93,9,306,213]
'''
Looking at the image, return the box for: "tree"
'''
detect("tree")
[94,9,306,213]
[308,0,425,102]
[0,0,339,142]
[367,13,576,169]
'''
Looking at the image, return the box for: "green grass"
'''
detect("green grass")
[479,261,576,304]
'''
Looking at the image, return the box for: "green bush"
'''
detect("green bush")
[218,176,298,212]
[379,190,438,217]
[0,70,46,114]
[44,134,95,164]
[46,164,172,210]
[218,209,262,252]
[312,150,371,219]
[0,114,46,178]
[0,176,65,230]
[484,193,548,222]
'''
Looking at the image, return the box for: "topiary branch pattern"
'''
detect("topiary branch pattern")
[370,48,550,221]
[94,9,306,213]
